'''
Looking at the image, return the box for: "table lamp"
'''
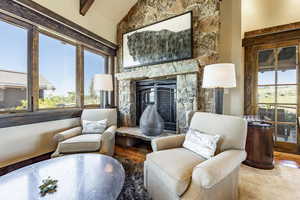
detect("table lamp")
[93,74,113,108]
[202,63,236,114]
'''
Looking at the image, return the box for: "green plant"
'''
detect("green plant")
[39,177,58,197]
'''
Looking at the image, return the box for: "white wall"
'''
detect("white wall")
[242,0,300,35]
[32,0,137,43]
[221,0,300,116]
[220,0,243,116]
[0,118,80,167]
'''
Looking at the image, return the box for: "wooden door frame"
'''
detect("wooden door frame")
[244,37,300,154]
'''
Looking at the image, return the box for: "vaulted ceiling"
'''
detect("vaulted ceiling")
[32,0,137,43]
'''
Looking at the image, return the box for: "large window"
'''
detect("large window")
[84,49,107,106]
[0,14,111,118]
[257,46,298,144]
[0,20,28,112]
[39,33,76,109]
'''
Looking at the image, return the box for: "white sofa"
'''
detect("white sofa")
[52,108,117,157]
[144,112,248,200]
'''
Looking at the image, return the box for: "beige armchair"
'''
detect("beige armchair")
[144,112,248,200]
[52,108,117,158]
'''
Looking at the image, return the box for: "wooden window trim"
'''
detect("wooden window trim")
[0,0,116,55]
[37,30,80,111]
[0,15,33,114]
[245,36,300,153]
[0,7,115,127]
[82,46,109,108]
[0,108,82,128]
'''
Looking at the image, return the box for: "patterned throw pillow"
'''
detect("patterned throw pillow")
[82,119,108,134]
[183,129,221,159]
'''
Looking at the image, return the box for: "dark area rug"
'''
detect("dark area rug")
[115,156,151,200]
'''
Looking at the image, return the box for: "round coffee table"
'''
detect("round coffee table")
[0,154,125,200]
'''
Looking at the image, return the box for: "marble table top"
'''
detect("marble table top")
[0,154,125,200]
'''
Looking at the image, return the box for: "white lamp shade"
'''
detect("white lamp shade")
[202,63,236,88]
[93,74,113,91]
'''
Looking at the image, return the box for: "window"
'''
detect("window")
[39,33,76,109]
[0,13,112,119]
[0,19,28,112]
[257,46,298,144]
[84,49,107,106]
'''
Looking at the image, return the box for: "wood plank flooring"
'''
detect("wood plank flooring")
[1,147,299,177]
[274,151,300,168]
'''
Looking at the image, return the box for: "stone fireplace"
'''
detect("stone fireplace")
[116,0,220,134]
[116,60,205,133]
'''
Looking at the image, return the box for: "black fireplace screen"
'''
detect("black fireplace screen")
[136,79,177,131]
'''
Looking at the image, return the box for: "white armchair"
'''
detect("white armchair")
[52,108,117,158]
[144,112,248,200]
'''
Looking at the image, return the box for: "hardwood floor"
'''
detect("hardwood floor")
[115,145,300,169]
[114,143,151,163]
[274,151,300,168]
[1,148,299,177]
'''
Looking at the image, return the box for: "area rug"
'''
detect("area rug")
[116,157,300,200]
[116,157,151,200]
[239,163,300,200]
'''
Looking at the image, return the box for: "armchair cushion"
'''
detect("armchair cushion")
[183,129,220,159]
[189,112,247,151]
[81,109,117,127]
[58,134,101,153]
[192,150,247,189]
[146,148,205,196]
[82,119,108,134]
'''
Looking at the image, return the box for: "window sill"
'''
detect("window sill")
[0,108,82,128]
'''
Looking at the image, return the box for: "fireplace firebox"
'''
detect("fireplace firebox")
[136,79,177,131]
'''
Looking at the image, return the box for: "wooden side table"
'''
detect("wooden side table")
[243,123,275,169]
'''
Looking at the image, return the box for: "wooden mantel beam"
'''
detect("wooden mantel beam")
[80,0,95,16]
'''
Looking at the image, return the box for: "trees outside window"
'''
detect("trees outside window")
[84,49,107,106]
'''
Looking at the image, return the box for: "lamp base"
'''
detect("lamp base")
[215,88,224,114]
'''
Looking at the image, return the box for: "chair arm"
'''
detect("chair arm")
[53,127,82,143]
[192,150,246,189]
[99,125,117,156]
[151,134,186,152]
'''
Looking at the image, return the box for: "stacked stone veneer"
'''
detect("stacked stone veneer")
[116,0,220,133]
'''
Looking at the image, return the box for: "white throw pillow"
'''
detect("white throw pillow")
[183,129,221,159]
[82,119,108,134]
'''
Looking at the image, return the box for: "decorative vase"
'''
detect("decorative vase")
[140,104,164,136]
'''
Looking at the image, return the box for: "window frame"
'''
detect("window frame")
[83,46,109,108]
[255,40,300,148]
[0,13,111,118]
[37,30,79,111]
[0,15,33,114]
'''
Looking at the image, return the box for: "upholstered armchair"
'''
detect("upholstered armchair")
[52,108,117,158]
[144,112,248,200]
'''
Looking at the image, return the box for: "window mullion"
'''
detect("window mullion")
[108,56,115,106]
[28,26,39,112]
[76,45,84,108]
[274,48,279,143]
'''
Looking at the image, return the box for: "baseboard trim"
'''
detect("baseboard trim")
[0,152,53,176]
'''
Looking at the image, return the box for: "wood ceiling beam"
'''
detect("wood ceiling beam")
[80,0,95,16]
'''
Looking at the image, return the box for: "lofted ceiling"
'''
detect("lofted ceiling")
[32,0,137,43]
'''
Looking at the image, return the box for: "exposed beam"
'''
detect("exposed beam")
[80,0,95,16]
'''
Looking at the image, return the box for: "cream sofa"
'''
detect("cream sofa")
[144,112,248,200]
[52,108,117,157]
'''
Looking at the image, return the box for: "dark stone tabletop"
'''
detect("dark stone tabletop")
[0,154,125,200]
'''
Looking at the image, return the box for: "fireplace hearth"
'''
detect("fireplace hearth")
[136,79,177,131]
